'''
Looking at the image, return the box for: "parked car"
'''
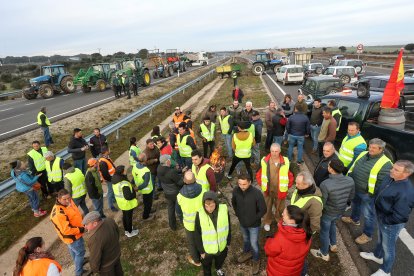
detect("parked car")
[329,54,345,65]
[322,66,358,84]
[299,76,344,101]
[275,65,304,85]
[405,69,414,77]
[280,56,290,65]
[337,59,366,75]
[303,63,324,75]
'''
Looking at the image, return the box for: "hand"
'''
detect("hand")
[37,173,43,176]
[200,253,205,259]
[305,134,309,138]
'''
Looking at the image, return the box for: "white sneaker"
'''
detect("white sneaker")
[310,249,330,261]
[371,269,390,276]
[264,224,271,231]
[360,252,383,265]
[131,229,139,235]
[125,231,138,238]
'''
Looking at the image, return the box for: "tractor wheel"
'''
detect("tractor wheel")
[39,84,54,99]
[96,79,107,92]
[168,66,174,76]
[273,66,280,74]
[143,70,151,86]
[340,74,351,84]
[60,76,76,93]
[252,63,265,76]
[82,86,91,93]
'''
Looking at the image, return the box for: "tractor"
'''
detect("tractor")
[251,52,284,76]
[166,49,187,72]
[74,63,120,93]
[111,58,151,92]
[22,65,76,99]
[148,49,173,79]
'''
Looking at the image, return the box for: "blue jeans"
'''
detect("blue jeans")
[287,135,305,163]
[106,181,116,210]
[92,196,105,218]
[73,195,89,215]
[73,158,86,174]
[374,219,405,273]
[240,225,260,261]
[221,134,233,157]
[310,125,321,151]
[273,135,284,146]
[320,213,341,255]
[67,237,86,276]
[41,127,53,147]
[351,192,376,237]
[25,189,39,213]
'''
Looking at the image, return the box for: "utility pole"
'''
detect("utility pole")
[98,48,101,54]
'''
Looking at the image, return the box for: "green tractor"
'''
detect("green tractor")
[111,58,151,91]
[74,63,120,93]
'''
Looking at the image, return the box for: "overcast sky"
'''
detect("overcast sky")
[1,0,413,57]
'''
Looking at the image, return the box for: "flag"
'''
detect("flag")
[381,48,405,108]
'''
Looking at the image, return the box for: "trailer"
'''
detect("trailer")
[215,64,242,78]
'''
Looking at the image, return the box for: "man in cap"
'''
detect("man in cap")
[85,158,105,218]
[44,151,64,195]
[68,128,89,174]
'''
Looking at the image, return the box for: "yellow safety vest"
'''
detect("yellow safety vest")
[132,165,153,194]
[291,189,323,208]
[332,109,342,131]
[37,112,50,126]
[261,156,290,193]
[234,132,253,158]
[247,124,255,138]
[177,191,204,231]
[64,168,86,199]
[338,135,367,167]
[45,157,62,182]
[347,151,392,194]
[113,180,138,211]
[129,145,141,166]
[27,147,48,171]
[199,204,229,254]
[192,163,212,192]
[218,115,231,134]
[200,123,216,141]
[177,134,192,157]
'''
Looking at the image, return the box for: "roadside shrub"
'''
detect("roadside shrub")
[10,79,27,89]
[0,83,6,91]
[0,73,12,83]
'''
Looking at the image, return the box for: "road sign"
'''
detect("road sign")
[357,49,363,54]
[357,44,364,51]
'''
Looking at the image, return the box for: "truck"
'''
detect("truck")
[185,52,209,66]
[73,63,120,93]
[251,52,284,76]
[215,63,242,79]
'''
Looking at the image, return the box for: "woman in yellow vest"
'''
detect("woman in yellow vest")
[194,191,230,276]
[14,236,62,276]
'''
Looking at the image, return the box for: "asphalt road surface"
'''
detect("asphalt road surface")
[0,57,221,141]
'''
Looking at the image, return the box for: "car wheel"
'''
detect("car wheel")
[355,66,363,73]
[340,75,351,84]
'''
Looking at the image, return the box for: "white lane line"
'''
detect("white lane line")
[45,98,55,101]
[63,94,70,97]
[264,72,286,96]
[0,108,13,112]
[399,228,414,256]
[0,114,24,122]
[25,102,36,106]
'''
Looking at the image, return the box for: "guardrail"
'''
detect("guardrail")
[0,66,220,199]
[0,89,22,98]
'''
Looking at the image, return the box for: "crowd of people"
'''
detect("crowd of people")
[11,86,414,276]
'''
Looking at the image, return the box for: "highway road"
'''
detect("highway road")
[0,57,221,141]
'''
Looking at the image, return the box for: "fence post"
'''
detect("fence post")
[116,129,120,140]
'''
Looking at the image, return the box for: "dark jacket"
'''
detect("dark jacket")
[39,113,49,127]
[86,218,121,273]
[271,114,287,137]
[112,173,136,200]
[231,185,266,228]
[314,153,339,187]
[241,108,256,123]
[294,100,308,114]
[85,168,103,199]
[68,136,88,160]
[282,100,295,117]
[374,175,414,225]
[143,147,160,175]
[286,113,310,136]
[310,106,323,126]
[320,174,355,216]
[228,104,243,125]
[179,182,203,199]
[252,119,263,144]
[194,191,231,254]
[157,165,183,195]
[89,134,107,158]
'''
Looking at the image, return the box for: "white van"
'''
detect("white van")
[276,65,304,85]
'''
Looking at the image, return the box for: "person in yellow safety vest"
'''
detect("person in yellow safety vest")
[27,140,50,199]
[129,137,141,167]
[191,149,216,192]
[177,122,197,169]
[44,151,64,194]
[225,122,255,181]
[37,106,54,147]
[184,111,196,144]
[338,122,367,171]
[341,138,393,245]
[112,165,139,238]
[327,100,342,131]
[218,107,234,157]
[121,73,131,99]
[194,191,231,276]
[98,147,118,212]
[291,171,323,233]
[198,116,216,158]
[62,162,89,215]
[172,107,186,128]
[132,153,155,220]
[258,143,294,232]
[177,171,204,267]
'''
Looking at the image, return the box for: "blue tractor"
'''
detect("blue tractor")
[251,52,284,76]
[22,65,76,99]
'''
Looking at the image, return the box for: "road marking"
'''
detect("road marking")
[0,108,13,112]
[63,94,70,97]
[264,72,286,96]
[0,114,24,122]
[45,98,55,101]
[25,102,36,106]
[399,228,414,256]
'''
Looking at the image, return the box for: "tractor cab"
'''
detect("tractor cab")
[255,52,272,62]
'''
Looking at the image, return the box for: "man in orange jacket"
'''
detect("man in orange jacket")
[50,189,87,276]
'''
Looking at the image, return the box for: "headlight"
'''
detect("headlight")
[30,82,38,86]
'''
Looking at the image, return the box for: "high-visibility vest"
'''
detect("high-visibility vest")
[37,112,50,126]
[219,115,231,134]
[177,191,204,231]
[45,157,62,182]
[99,157,115,176]
[173,113,185,128]
[129,145,141,166]
[64,168,86,199]
[332,108,342,131]
[132,166,153,194]
[347,151,392,195]
[177,134,192,157]
[234,132,253,158]
[199,204,229,254]
[192,163,212,192]
[261,156,290,193]
[200,123,216,141]
[113,180,138,211]
[50,199,83,244]
[27,147,48,171]
[338,135,367,167]
[21,258,62,276]
[291,189,323,208]
[247,124,255,137]
[189,128,197,144]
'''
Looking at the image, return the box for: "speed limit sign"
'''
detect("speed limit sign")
[357,44,364,51]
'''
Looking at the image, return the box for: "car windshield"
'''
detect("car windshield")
[323,68,335,75]
[337,61,347,66]
[319,81,338,91]
[304,80,316,91]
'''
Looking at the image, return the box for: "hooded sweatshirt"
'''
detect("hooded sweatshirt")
[179,182,203,199]
[194,191,231,254]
